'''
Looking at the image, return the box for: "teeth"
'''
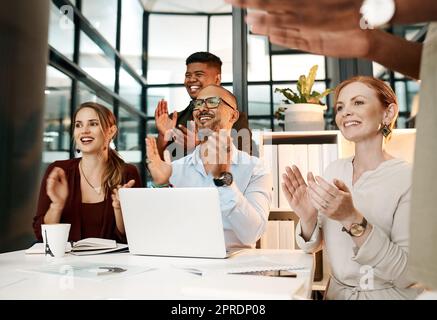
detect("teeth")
[81,137,94,142]
[344,121,360,127]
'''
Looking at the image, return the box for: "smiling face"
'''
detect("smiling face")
[193,85,238,132]
[73,107,114,154]
[335,82,393,143]
[184,63,221,99]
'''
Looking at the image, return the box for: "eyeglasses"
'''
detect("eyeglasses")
[192,96,235,111]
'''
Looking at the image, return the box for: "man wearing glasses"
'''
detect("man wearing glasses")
[146,85,272,249]
[154,52,252,161]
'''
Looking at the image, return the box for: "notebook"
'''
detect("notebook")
[119,187,239,259]
[25,238,128,255]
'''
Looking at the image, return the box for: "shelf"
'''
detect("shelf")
[263,130,339,145]
[312,273,330,292]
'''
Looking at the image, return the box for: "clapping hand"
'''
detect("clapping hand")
[281,165,318,224]
[155,99,177,140]
[307,176,359,223]
[146,136,172,185]
[111,179,136,212]
[46,167,69,210]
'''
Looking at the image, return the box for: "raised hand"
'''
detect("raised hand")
[282,166,318,223]
[146,136,172,185]
[307,176,359,224]
[253,25,373,59]
[225,0,363,31]
[270,27,372,59]
[155,99,177,139]
[46,167,69,210]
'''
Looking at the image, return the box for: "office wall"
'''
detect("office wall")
[0,0,50,252]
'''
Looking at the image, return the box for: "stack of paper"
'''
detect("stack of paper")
[178,256,306,276]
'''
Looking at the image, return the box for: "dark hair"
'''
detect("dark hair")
[73,102,125,195]
[186,52,222,72]
[334,76,398,140]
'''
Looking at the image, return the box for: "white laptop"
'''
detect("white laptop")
[119,187,240,259]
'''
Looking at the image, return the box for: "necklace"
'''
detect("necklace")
[79,160,102,195]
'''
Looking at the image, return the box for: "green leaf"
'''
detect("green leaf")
[275,88,297,103]
[298,75,307,96]
[306,65,318,95]
[318,88,333,99]
[275,66,334,105]
[293,96,303,103]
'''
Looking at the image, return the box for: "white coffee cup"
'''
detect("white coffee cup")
[41,224,71,258]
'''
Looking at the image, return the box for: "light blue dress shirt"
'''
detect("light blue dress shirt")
[170,144,272,248]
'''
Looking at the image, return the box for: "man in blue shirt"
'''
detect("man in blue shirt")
[146,85,272,248]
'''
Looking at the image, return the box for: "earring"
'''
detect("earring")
[76,149,81,153]
[381,123,391,138]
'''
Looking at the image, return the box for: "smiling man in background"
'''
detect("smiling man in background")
[154,52,252,160]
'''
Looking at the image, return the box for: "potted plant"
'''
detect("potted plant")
[274,65,333,131]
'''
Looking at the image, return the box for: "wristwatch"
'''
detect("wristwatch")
[213,172,233,187]
[342,217,368,237]
[360,0,396,28]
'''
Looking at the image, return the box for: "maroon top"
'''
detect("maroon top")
[33,158,142,243]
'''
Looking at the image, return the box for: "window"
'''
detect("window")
[210,16,233,82]
[79,32,115,90]
[118,108,141,164]
[147,15,208,85]
[248,34,270,82]
[271,54,325,81]
[149,15,207,60]
[81,0,118,48]
[46,0,146,182]
[119,68,142,110]
[43,66,72,163]
[248,85,270,116]
[120,0,144,71]
[247,34,329,133]
[48,2,74,59]
[147,87,188,116]
[77,82,114,112]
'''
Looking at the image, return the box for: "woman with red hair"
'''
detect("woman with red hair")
[282,76,420,299]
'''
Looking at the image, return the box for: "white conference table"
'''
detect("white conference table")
[0,249,314,300]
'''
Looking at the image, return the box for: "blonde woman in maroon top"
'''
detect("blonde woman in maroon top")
[33,102,141,243]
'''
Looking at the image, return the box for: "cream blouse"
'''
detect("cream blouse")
[296,157,420,300]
